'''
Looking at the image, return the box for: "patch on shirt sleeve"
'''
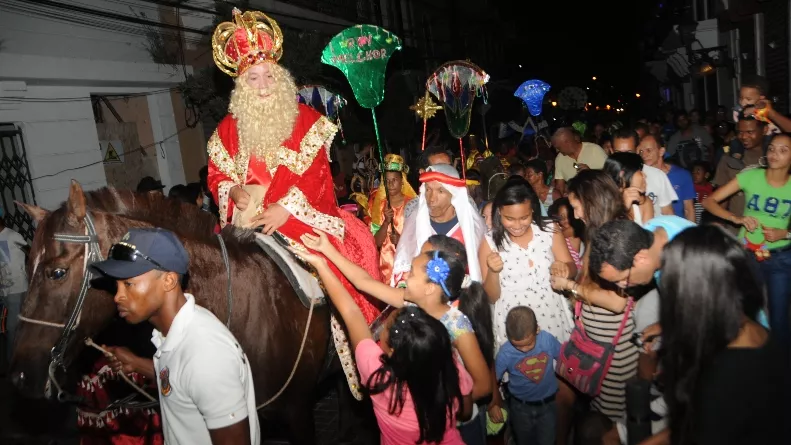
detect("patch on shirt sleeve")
[159,367,172,397]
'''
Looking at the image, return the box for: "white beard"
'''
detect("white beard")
[228,64,299,158]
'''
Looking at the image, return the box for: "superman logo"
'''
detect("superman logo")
[515,352,549,383]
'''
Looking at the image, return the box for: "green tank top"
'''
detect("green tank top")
[736,168,791,250]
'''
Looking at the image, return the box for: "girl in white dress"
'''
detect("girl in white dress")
[479,177,578,350]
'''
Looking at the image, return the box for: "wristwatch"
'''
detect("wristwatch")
[785,231,791,240]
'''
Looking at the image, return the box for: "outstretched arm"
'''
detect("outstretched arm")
[103,346,155,381]
[702,177,743,222]
[301,230,406,308]
[291,249,372,349]
[550,278,628,313]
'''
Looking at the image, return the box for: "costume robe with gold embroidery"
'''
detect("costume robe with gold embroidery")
[207,104,382,323]
[367,195,414,285]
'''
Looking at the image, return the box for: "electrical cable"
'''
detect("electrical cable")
[30,127,190,181]
[0,89,179,103]
[1,1,204,45]
[8,0,454,46]
[12,0,208,35]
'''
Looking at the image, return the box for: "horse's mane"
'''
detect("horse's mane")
[75,187,260,252]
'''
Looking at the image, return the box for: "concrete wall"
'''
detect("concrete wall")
[0,0,156,64]
[0,0,190,209]
[0,83,105,210]
[0,82,191,209]
[171,91,207,184]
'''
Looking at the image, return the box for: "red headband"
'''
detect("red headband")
[419,171,466,188]
[340,203,358,213]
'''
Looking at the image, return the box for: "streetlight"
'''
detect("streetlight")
[635,93,641,98]
[551,101,558,107]
[606,104,611,110]
[592,76,597,80]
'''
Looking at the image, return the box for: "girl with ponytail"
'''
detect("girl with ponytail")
[291,247,472,444]
[299,229,493,407]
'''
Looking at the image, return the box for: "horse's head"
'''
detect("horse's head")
[10,181,117,399]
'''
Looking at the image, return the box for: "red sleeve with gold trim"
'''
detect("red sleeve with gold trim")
[207,115,242,227]
[263,104,344,241]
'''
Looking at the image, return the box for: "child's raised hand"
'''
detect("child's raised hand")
[288,246,325,267]
[300,228,333,253]
[486,252,504,273]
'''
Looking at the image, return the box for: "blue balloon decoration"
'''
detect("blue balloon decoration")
[515,79,551,116]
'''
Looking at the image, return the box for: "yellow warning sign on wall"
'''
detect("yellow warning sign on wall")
[99,140,124,164]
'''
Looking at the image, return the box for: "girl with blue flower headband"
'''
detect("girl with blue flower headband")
[290,244,473,444]
[297,229,494,415]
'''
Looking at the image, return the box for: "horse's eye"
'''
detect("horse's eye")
[48,268,68,280]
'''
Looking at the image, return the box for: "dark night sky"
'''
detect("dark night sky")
[496,0,654,98]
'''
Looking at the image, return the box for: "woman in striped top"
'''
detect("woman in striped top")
[548,170,639,441]
[566,172,638,421]
[577,294,639,420]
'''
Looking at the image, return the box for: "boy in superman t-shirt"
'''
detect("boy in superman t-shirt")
[495,306,560,445]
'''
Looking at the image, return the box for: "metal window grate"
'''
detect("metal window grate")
[0,124,38,241]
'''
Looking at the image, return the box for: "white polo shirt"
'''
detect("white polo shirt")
[642,164,678,216]
[152,294,260,445]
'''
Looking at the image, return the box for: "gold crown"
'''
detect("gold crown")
[212,8,284,77]
[383,154,408,173]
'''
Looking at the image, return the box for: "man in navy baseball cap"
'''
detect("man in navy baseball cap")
[93,227,260,444]
[92,228,188,280]
[91,228,189,324]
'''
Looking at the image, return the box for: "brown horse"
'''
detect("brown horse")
[9,181,336,444]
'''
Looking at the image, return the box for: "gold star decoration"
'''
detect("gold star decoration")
[410,91,442,120]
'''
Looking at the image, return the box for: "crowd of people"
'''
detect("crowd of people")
[319,73,791,445]
[3,7,791,445]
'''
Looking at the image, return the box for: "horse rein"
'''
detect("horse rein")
[18,212,104,403]
[216,233,233,327]
[17,211,301,411]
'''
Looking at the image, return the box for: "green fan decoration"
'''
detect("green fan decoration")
[322,25,402,200]
[321,25,402,109]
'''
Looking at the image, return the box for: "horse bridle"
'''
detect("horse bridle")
[18,211,235,407]
[18,213,104,402]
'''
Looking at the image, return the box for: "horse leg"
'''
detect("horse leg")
[286,396,316,445]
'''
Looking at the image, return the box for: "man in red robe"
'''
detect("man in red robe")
[206,9,381,323]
